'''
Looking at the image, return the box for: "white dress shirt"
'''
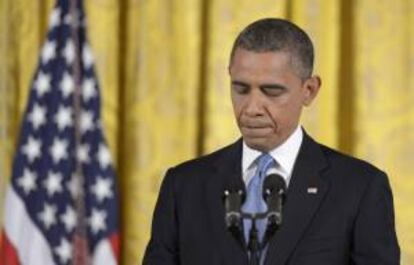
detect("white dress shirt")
[242,126,303,188]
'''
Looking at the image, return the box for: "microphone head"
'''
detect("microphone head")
[222,175,246,204]
[263,174,286,200]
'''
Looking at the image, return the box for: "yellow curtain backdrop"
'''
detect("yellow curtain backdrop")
[0,0,413,264]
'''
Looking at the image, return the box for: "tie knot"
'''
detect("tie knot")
[256,153,275,176]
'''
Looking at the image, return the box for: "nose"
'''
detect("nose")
[244,90,265,117]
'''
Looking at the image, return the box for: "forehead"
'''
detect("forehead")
[229,48,296,78]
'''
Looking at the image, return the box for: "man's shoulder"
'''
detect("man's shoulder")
[312,140,387,185]
[319,143,382,172]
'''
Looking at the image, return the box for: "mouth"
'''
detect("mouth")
[241,125,274,137]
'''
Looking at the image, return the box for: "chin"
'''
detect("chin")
[244,138,274,152]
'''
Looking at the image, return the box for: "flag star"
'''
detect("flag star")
[63,39,75,65]
[82,44,94,69]
[54,238,72,264]
[34,72,51,97]
[77,144,90,163]
[91,177,113,202]
[17,168,37,194]
[67,173,83,198]
[80,111,94,133]
[60,72,74,98]
[89,208,107,234]
[54,105,73,131]
[41,40,56,64]
[64,12,80,27]
[38,203,57,230]
[61,206,77,232]
[21,136,42,163]
[63,14,72,25]
[43,171,63,196]
[97,144,112,169]
[28,103,47,130]
[49,7,61,28]
[49,137,68,164]
[82,78,96,101]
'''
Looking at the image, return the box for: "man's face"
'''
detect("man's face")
[229,48,320,152]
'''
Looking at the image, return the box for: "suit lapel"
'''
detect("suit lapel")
[264,133,330,265]
[205,139,249,264]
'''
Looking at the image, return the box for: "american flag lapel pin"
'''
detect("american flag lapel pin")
[307,187,318,194]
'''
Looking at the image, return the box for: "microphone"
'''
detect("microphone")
[223,189,245,229]
[262,174,286,244]
[223,180,246,247]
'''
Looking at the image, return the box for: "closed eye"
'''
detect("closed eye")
[260,84,287,97]
[231,81,250,94]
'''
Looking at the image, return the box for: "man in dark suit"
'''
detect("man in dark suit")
[143,18,400,265]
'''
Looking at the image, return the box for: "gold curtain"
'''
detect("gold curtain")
[0,0,413,264]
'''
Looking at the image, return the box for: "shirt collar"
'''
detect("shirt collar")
[242,126,303,176]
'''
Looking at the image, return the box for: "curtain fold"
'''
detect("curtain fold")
[0,0,413,264]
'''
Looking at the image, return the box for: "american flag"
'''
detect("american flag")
[0,0,119,264]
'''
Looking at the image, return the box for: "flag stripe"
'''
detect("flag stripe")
[3,187,54,265]
[1,230,20,265]
[109,232,120,261]
[92,237,117,265]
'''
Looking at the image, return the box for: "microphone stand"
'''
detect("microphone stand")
[243,212,269,265]
[247,215,261,265]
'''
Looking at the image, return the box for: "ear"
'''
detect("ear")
[302,75,321,106]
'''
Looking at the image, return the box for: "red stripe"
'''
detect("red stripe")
[109,232,120,262]
[0,230,20,265]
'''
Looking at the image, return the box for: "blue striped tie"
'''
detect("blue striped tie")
[242,153,275,244]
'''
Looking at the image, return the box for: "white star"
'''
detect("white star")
[63,14,72,25]
[82,78,96,101]
[54,238,72,264]
[21,136,42,163]
[91,177,113,202]
[67,173,83,198]
[54,105,73,131]
[17,168,37,194]
[82,44,94,69]
[63,39,75,65]
[89,208,107,234]
[38,203,57,230]
[77,144,90,163]
[60,72,74,98]
[34,72,51,97]
[49,7,61,28]
[97,144,112,169]
[80,111,94,133]
[64,11,80,27]
[43,171,63,196]
[49,137,68,164]
[61,206,77,232]
[41,40,56,64]
[28,103,46,130]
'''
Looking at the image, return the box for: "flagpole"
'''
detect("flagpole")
[70,0,91,264]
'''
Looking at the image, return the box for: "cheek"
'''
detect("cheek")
[231,94,245,114]
[265,97,302,124]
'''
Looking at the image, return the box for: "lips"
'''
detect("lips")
[240,120,273,129]
[238,116,275,137]
[241,125,274,138]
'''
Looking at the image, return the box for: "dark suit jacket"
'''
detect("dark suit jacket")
[143,133,400,265]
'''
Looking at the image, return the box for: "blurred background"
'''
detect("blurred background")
[0,0,413,264]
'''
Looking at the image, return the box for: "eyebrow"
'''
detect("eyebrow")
[259,84,287,90]
[231,81,249,87]
[231,81,287,90]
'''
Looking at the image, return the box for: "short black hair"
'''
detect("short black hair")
[229,18,314,79]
